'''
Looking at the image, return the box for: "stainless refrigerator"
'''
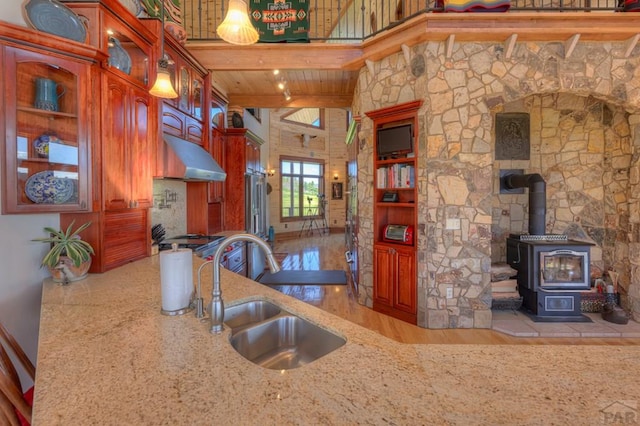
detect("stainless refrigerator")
[246,172,267,280]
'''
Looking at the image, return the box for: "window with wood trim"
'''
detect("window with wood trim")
[280,156,325,220]
[281,108,324,129]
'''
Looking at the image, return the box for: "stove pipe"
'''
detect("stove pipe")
[503,173,546,235]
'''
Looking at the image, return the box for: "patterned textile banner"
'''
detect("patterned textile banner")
[250,0,310,43]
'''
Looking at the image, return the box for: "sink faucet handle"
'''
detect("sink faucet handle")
[195,260,214,319]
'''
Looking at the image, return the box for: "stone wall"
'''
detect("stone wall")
[353,39,640,328]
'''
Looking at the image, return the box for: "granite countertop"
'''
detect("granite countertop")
[34,255,640,425]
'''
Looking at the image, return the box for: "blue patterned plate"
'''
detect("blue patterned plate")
[25,170,75,204]
[24,0,87,43]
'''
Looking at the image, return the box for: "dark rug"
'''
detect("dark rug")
[259,270,347,285]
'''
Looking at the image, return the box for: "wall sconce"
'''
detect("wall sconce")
[333,173,339,180]
[267,169,275,177]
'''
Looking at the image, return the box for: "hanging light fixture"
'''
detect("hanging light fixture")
[216,0,259,46]
[149,2,178,99]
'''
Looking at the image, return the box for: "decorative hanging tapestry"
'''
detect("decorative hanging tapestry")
[250,0,310,43]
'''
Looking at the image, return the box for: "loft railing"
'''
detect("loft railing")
[183,0,622,43]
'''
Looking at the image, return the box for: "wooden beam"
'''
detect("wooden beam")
[504,33,518,59]
[624,33,640,58]
[187,42,363,71]
[445,34,455,59]
[228,94,354,108]
[564,34,581,59]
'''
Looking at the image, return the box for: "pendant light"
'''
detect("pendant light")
[216,0,259,46]
[149,2,178,99]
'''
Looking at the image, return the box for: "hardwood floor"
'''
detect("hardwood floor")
[270,233,640,345]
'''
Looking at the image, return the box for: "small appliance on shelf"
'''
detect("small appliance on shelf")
[382,224,413,245]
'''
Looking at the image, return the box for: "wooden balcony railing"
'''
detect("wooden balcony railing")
[183,0,622,43]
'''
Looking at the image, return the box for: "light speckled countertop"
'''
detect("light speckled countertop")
[34,255,640,425]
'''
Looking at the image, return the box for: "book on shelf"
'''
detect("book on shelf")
[376,164,414,189]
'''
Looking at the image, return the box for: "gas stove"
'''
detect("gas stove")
[158,234,225,257]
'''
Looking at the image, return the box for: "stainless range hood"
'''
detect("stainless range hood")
[163,133,226,182]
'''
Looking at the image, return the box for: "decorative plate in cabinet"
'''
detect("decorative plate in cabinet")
[23,0,87,43]
[25,170,76,204]
[108,37,132,75]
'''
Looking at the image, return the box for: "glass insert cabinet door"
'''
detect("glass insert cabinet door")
[2,46,91,214]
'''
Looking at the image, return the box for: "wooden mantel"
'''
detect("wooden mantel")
[188,12,640,72]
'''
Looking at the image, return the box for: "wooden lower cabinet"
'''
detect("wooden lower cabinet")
[61,209,150,273]
[373,244,417,324]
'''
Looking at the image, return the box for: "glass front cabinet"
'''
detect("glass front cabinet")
[1,42,94,214]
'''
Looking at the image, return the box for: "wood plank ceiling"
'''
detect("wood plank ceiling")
[185,12,640,109]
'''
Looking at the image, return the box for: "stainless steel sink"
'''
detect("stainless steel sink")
[224,300,281,332]
[230,314,346,370]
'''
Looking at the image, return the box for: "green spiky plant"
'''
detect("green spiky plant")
[32,221,95,268]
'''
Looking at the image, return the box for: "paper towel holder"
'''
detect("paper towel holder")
[160,243,195,316]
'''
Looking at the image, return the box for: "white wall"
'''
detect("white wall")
[0,214,58,380]
[1,4,56,388]
[0,0,26,26]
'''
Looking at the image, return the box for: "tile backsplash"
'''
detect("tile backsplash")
[151,179,187,238]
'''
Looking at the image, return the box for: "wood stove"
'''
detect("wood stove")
[507,235,593,319]
[501,172,593,321]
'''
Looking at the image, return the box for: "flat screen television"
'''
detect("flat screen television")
[376,124,413,157]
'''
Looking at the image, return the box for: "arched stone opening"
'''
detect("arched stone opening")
[490,93,638,320]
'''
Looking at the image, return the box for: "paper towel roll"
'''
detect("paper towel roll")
[159,248,193,313]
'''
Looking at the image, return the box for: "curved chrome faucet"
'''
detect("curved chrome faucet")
[209,233,281,334]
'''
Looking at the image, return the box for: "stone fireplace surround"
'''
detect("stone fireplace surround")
[352,38,640,328]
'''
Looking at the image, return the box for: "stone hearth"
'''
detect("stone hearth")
[492,311,640,338]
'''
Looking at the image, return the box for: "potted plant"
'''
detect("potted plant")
[32,221,95,284]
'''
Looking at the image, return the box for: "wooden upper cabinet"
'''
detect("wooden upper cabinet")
[128,86,154,208]
[69,0,157,212]
[0,23,101,214]
[101,74,153,210]
[146,19,211,179]
[102,77,129,210]
[192,76,204,121]
[66,0,155,87]
[161,27,208,126]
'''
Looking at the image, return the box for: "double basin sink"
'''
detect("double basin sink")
[224,300,346,370]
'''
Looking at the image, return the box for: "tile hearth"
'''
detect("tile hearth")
[492,310,640,338]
